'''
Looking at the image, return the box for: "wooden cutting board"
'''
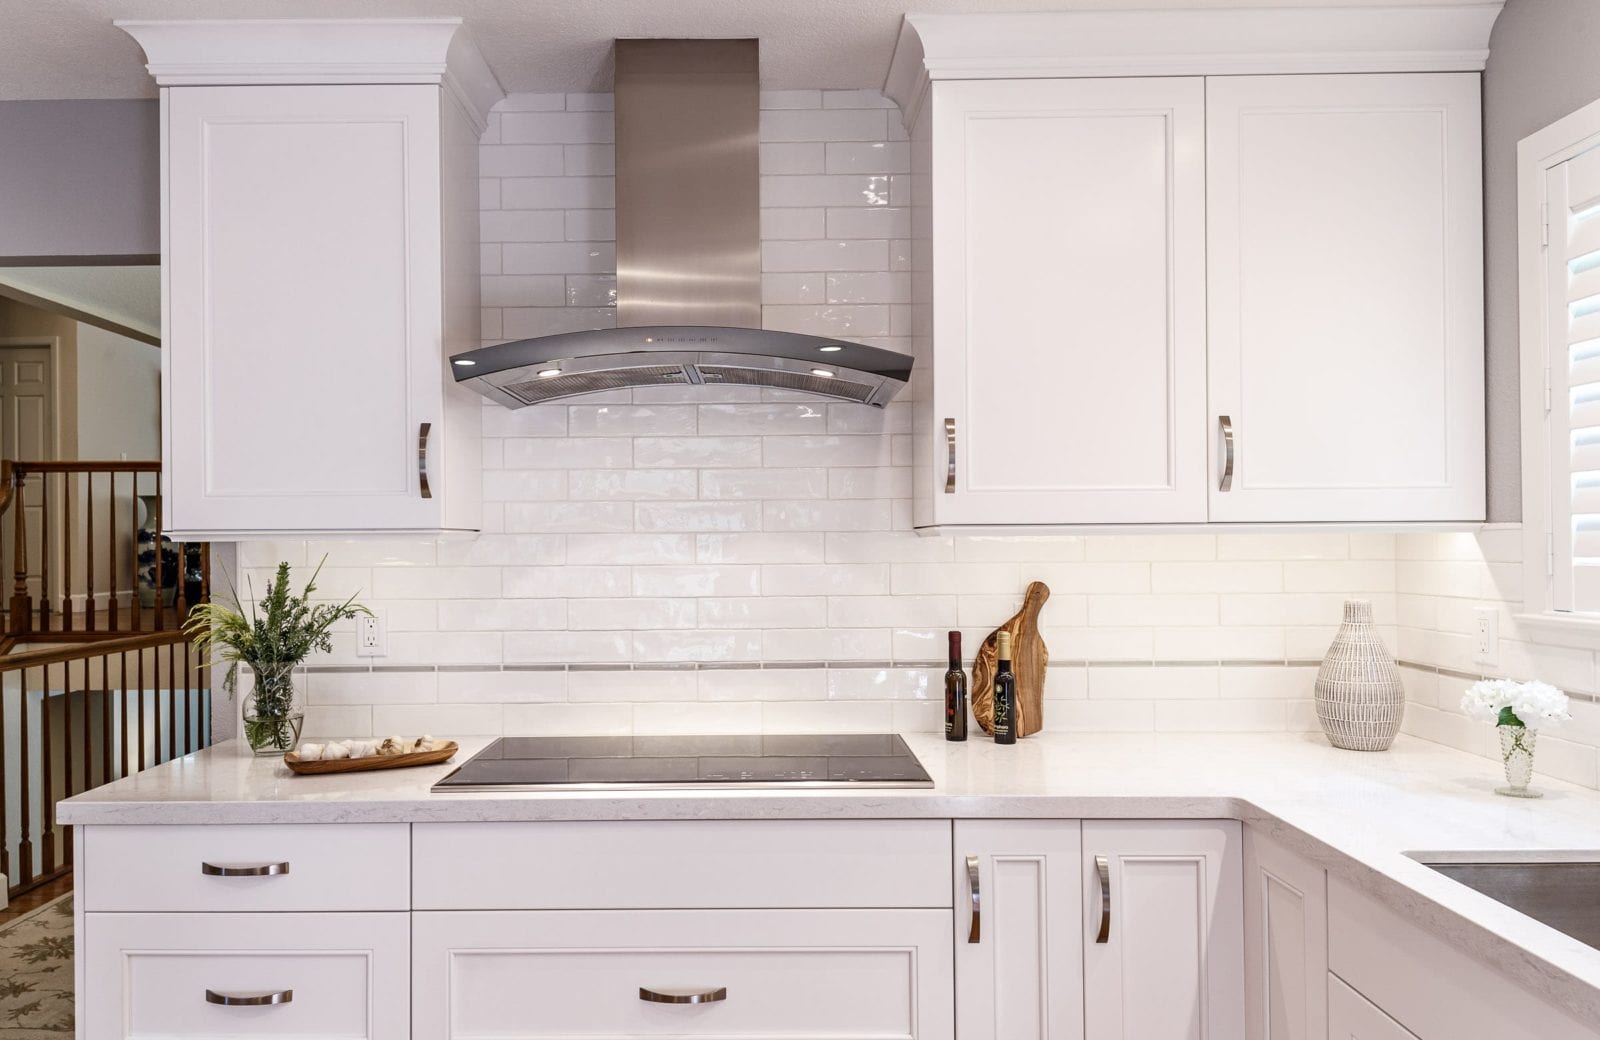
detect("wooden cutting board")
[972,582,1050,738]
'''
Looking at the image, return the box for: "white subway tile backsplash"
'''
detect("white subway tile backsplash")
[762,239,889,273]
[567,534,695,566]
[699,596,828,629]
[761,142,826,174]
[632,566,762,598]
[634,436,763,468]
[697,533,825,564]
[760,108,889,142]
[500,110,613,144]
[506,501,633,533]
[700,468,828,500]
[635,501,761,533]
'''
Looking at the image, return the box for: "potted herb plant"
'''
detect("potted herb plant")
[1460,679,1571,798]
[184,558,370,756]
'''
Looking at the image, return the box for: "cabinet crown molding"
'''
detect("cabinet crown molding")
[883,3,1502,126]
[115,18,504,132]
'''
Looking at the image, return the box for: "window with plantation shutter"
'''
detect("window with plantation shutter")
[1546,145,1600,612]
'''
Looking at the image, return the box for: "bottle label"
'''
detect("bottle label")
[994,686,1010,733]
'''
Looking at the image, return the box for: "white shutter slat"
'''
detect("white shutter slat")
[1568,310,1600,345]
[1569,265,1600,302]
[1571,441,1600,472]
[1574,564,1600,612]
[1570,399,1600,429]
[1572,485,1600,514]
[1567,146,1600,213]
[1568,215,1600,261]
[1574,529,1600,557]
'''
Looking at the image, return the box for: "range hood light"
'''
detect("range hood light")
[452,358,476,366]
[537,368,562,379]
[811,368,835,378]
[819,345,843,352]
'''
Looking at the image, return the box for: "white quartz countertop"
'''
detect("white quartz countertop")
[58,731,1600,1023]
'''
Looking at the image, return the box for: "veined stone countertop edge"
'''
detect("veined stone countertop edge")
[58,730,1600,1026]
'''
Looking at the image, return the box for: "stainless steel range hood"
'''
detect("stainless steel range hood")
[451,38,912,408]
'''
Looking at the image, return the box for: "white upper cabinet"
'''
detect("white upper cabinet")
[888,6,1498,529]
[120,19,501,537]
[1206,74,1485,522]
[927,78,1208,525]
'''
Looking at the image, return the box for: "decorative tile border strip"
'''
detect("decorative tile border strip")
[1397,659,1600,705]
[300,657,1330,675]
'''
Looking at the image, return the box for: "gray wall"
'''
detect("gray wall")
[1484,0,1600,519]
[0,100,158,261]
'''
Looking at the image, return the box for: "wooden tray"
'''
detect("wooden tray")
[284,741,459,775]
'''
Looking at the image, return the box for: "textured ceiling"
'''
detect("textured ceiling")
[0,266,160,339]
[0,0,1480,101]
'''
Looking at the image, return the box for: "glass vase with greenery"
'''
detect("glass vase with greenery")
[184,559,370,755]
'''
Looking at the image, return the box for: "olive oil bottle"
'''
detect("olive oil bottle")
[992,630,1017,745]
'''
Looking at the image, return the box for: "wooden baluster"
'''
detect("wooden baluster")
[61,662,72,868]
[131,480,141,634]
[119,652,130,780]
[62,474,72,633]
[108,473,118,633]
[0,660,10,891]
[9,472,26,639]
[136,648,146,773]
[81,655,93,790]
[17,666,32,887]
[153,473,164,632]
[38,475,49,631]
[100,651,112,789]
[182,642,192,755]
[86,471,96,632]
[39,662,53,881]
[166,640,177,762]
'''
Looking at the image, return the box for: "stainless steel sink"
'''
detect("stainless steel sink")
[1414,858,1600,950]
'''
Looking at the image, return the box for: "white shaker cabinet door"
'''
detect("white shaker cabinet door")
[1082,820,1245,1040]
[163,84,466,535]
[1328,977,1422,1040]
[927,77,1208,525]
[1206,73,1484,522]
[1244,829,1328,1040]
[953,820,1085,1040]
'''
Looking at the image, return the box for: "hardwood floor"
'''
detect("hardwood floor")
[0,873,73,922]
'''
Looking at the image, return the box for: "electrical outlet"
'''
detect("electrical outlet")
[356,610,387,658]
[1472,606,1499,666]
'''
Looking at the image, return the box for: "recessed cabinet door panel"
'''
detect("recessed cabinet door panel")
[1082,820,1245,1040]
[1206,74,1484,521]
[953,820,1085,1040]
[1328,977,1421,1040]
[164,84,442,532]
[930,78,1207,524]
[1244,829,1328,1040]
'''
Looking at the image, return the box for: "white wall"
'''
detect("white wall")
[75,322,158,459]
[233,91,1402,743]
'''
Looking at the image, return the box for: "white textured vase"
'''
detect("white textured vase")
[1496,724,1541,798]
[1314,600,1405,751]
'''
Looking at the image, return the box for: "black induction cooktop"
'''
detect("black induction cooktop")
[432,734,934,792]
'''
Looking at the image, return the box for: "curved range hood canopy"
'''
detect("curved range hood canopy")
[451,38,913,409]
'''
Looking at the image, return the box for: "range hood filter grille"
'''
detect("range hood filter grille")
[503,365,689,405]
[698,365,876,403]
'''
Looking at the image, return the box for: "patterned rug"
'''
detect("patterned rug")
[0,895,72,1037]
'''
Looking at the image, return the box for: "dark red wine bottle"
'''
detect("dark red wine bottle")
[993,630,1017,745]
[944,631,968,742]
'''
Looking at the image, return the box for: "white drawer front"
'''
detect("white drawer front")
[414,909,953,1039]
[414,820,952,910]
[81,823,409,912]
[83,911,409,1039]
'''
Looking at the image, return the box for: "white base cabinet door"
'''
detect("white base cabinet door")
[953,820,1085,1040]
[1243,829,1328,1040]
[412,908,954,1039]
[81,911,409,1039]
[1082,820,1245,1040]
[1328,976,1420,1040]
[923,76,1208,526]
[1205,73,1484,522]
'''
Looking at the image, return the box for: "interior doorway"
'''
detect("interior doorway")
[0,341,55,605]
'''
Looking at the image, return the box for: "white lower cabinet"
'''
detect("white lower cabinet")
[1082,820,1246,1040]
[81,911,409,1039]
[1328,976,1419,1040]
[412,908,954,1039]
[954,820,1086,1040]
[1244,829,1328,1040]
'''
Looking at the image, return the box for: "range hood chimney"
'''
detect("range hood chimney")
[451,38,912,408]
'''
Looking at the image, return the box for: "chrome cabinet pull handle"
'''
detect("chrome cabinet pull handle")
[418,421,433,499]
[1094,854,1111,944]
[206,989,293,1006]
[639,987,727,1005]
[944,417,957,494]
[201,862,289,877]
[966,854,981,943]
[1218,415,1234,492]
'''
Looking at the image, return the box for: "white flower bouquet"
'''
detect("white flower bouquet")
[1459,679,1570,730]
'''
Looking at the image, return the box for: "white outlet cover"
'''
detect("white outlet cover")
[1471,606,1498,666]
[356,611,387,658]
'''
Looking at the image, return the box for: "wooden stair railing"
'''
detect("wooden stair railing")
[0,461,209,646]
[0,630,212,898]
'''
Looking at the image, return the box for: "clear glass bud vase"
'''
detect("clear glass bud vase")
[1496,724,1540,798]
[242,662,304,756]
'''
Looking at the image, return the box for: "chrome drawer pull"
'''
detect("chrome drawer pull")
[201,861,289,877]
[944,417,957,493]
[1094,854,1112,944]
[418,421,433,499]
[206,989,293,1006]
[966,854,981,944]
[1218,415,1235,492]
[639,986,728,1005]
